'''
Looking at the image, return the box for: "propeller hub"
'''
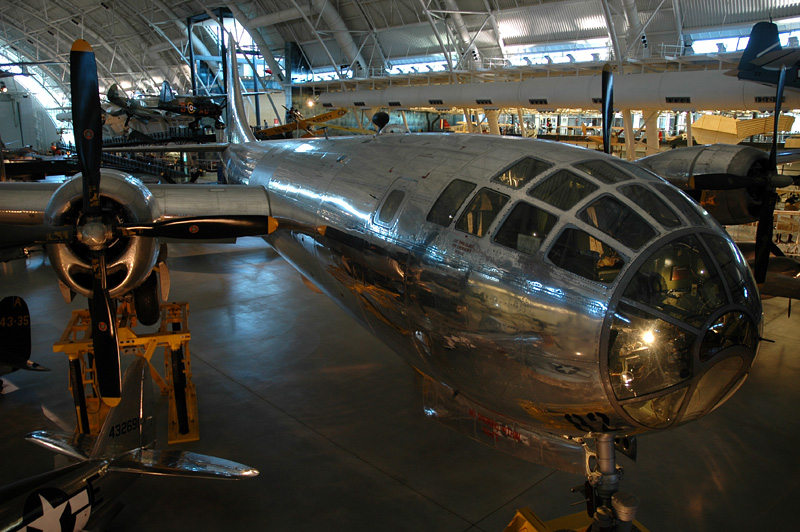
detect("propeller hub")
[79,220,111,249]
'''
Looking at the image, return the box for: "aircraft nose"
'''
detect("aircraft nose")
[602,231,761,430]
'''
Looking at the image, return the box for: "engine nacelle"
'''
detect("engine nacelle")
[44,169,160,299]
[636,144,771,225]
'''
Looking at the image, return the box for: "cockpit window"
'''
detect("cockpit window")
[654,183,707,226]
[703,234,761,317]
[528,169,597,211]
[455,188,509,237]
[574,160,632,184]
[426,179,476,227]
[620,185,682,228]
[622,234,727,328]
[548,227,625,283]
[494,201,558,255]
[608,301,695,402]
[579,195,656,250]
[492,157,553,189]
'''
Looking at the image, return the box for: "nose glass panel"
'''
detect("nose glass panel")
[622,234,727,328]
[608,301,695,400]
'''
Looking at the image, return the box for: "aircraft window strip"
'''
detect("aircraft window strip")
[545,225,628,285]
[490,156,555,190]
[573,160,632,185]
[578,194,658,251]
[425,179,478,227]
[617,184,684,231]
[491,200,560,256]
[454,187,511,238]
[527,169,599,212]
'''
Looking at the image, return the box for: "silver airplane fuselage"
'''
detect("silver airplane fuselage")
[222,132,761,452]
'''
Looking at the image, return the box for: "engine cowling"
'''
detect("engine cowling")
[44,169,160,299]
[636,144,771,225]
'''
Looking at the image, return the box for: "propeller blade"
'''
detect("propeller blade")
[769,65,787,171]
[753,190,777,285]
[601,64,613,155]
[119,215,278,240]
[688,173,754,191]
[754,64,788,285]
[0,223,75,246]
[70,40,103,215]
[89,254,121,405]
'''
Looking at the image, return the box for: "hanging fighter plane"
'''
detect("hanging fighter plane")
[0,356,257,531]
[0,36,776,527]
[157,80,224,129]
[106,83,165,126]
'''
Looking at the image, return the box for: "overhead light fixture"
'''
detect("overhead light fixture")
[0,82,6,93]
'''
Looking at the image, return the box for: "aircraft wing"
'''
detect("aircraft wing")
[0,181,269,245]
[750,49,800,70]
[301,108,347,124]
[102,143,229,153]
[759,269,800,299]
[776,149,800,165]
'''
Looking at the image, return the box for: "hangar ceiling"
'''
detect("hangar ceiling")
[1,0,799,102]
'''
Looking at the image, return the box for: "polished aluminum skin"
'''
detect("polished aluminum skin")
[223,132,762,452]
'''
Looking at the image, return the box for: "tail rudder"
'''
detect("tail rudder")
[158,80,174,104]
[225,32,257,144]
[739,21,781,72]
[90,357,155,460]
[107,83,122,102]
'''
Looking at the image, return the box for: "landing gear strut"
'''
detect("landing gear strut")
[504,433,647,532]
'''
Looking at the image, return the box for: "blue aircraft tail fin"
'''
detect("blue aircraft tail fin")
[739,21,781,72]
[158,80,174,104]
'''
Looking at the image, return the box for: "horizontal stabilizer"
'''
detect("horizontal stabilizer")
[26,430,96,461]
[109,449,259,480]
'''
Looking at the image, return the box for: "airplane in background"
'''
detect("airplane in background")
[157,80,224,129]
[254,107,348,139]
[106,83,165,126]
[0,296,48,383]
[0,36,789,528]
[0,61,63,80]
[0,356,257,530]
[732,21,800,91]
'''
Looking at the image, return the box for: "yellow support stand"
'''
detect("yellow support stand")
[53,300,199,444]
[503,507,652,532]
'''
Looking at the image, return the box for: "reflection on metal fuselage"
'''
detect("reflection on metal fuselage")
[224,133,761,453]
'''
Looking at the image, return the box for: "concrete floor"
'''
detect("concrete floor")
[1,237,799,531]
